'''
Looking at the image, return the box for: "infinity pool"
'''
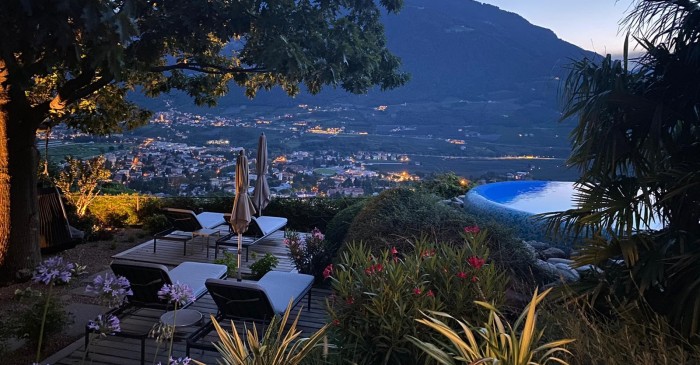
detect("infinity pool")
[470,180,576,214]
[465,180,577,243]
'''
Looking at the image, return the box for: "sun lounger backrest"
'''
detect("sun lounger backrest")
[222,215,286,237]
[163,208,204,232]
[205,278,275,321]
[111,260,173,308]
[38,187,81,251]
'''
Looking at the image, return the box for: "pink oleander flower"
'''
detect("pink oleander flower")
[426,289,435,297]
[464,226,480,234]
[413,287,422,296]
[471,275,479,283]
[311,227,325,240]
[467,256,485,269]
[421,249,436,258]
[391,247,398,255]
[456,271,468,280]
[364,263,383,275]
[332,319,340,326]
[346,296,354,305]
[323,264,333,279]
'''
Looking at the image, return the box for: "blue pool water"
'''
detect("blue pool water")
[464,180,578,243]
[472,181,576,214]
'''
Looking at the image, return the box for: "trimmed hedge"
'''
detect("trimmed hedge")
[264,197,362,232]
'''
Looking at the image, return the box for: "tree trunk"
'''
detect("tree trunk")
[0,59,41,281]
[0,60,11,268]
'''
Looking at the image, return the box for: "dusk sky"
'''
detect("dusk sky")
[478,0,636,56]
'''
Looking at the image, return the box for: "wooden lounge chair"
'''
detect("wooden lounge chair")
[154,208,225,256]
[186,271,313,355]
[37,187,84,253]
[214,214,287,260]
[85,260,227,365]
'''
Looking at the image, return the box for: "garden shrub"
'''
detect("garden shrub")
[213,250,238,277]
[344,188,476,253]
[327,230,508,365]
[142,214,171,235]
[12,289,71,345]
[249,253,279,280]
[474,218,542,283]
[89,194,154,227]
[286,229,333,284]
[324,199,367,258]
[541,296,700,365]
[415,172,472,199]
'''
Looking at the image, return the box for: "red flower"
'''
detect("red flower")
[332,319,340,326]
[323,264,333,279]
[364,267,373,275]
[421,249,436,258]
[346,296,354,305]
[456,271,467,279]
[467,256,485,269]
[464,226,480,234]
[471,275,479,282]
[391,247,398,255]
[374,263,383,273]
[426,290,435,297]
[413,287,422,295]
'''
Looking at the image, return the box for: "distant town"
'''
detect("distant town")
[41,102,571,198]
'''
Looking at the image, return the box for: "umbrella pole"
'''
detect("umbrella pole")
[237,233,242,282]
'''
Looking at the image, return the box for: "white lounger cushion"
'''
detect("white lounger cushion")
[169,262,228,299]
[257,271,313,313]
[254,216,287,235]
[196,212,226,229]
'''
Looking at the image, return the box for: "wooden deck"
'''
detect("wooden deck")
[112,230,296,274]
[43,229,331,365]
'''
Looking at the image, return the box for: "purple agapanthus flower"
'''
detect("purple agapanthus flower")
[158,282,195,306]
[32,257,75,285]
[156,357,193,365]
[86,273,133,308]
[87,314,121,336]
[169,357,192,365]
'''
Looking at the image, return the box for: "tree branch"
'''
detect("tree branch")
[34,72,114,129]
[149,62,267,75]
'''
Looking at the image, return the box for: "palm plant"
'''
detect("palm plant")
[543,0,700,336]
[210,299,329,365]
[409,288,573,365]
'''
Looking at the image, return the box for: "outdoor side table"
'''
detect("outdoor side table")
[160,308,203,328]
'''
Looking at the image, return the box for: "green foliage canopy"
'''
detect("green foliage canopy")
[1,0,408,133]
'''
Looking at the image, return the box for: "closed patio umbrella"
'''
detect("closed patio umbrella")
[252,133,271,215]
[231,149,256,281]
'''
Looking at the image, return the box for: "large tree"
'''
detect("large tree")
[0,0,407,279]
[548,0,700,336]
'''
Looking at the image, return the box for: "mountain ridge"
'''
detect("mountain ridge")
[132,0,598,125]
